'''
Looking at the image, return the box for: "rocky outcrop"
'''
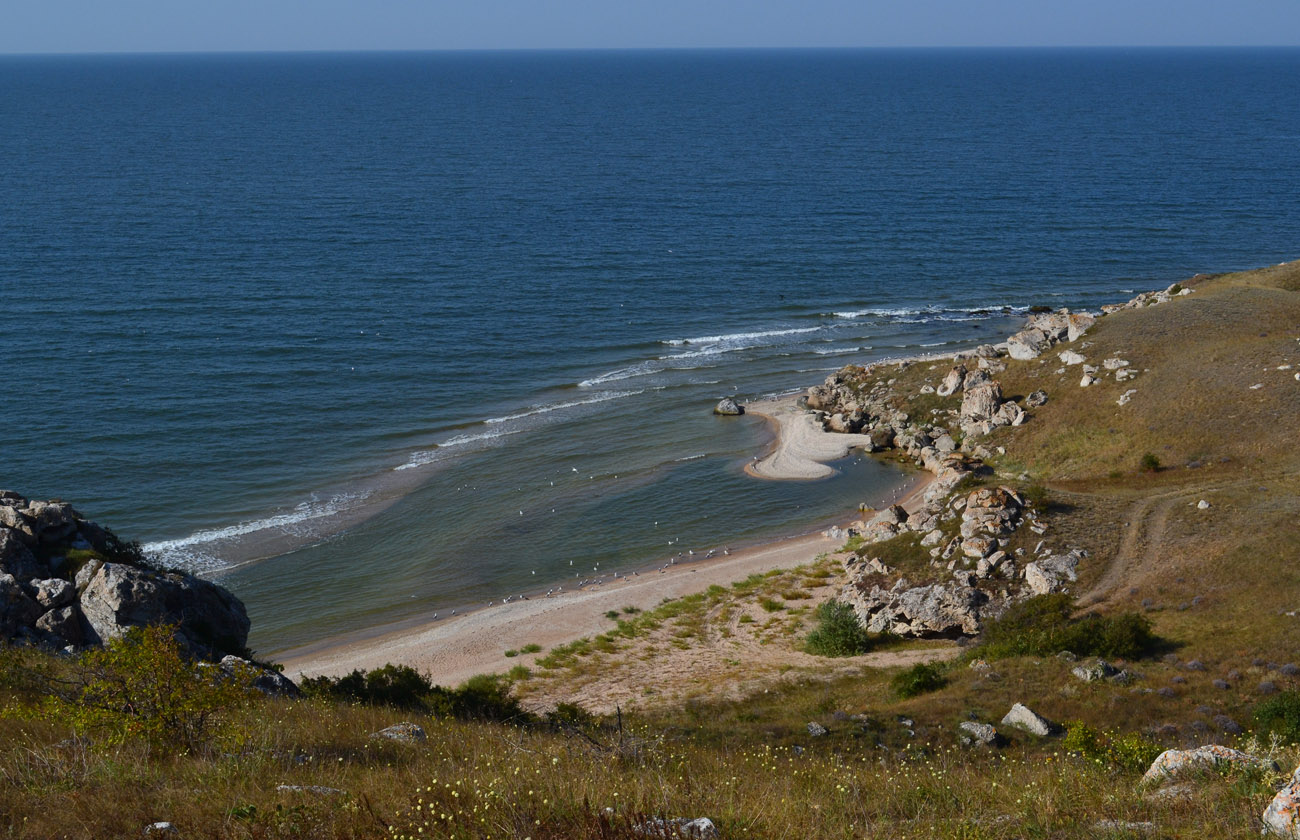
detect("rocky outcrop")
[0,491,250,659]
[844,577,988,638]
[1023,550,1083,595]
[1142,745,1275,785]
[1263,764,1300,837]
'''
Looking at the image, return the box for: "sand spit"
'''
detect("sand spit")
[744,396,877,480]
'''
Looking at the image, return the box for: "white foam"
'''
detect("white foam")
[662,326,821,346]
[484,390,641,424]
[812,346,863,356]
[143,491,371,570]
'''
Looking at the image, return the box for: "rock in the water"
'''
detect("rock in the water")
[1000,702,1059,736]
[1142,745,1276,785]
[712,398,744,416]
[372,722,427,743]
[958,721,1001,746]
[1263,764,1300,837]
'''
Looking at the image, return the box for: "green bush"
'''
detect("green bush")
[805,601,875,657]
[1254,691,1300,743]
[976,594,1155,660]
[43,624,254,750]
[1140,453,1162,473]
[520,643,543,654]
[301,665,529,722]
[1062,721,1161,770]
[891,663,948,698]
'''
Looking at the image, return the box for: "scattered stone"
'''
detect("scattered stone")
[1094,820,1155,834]
[958,721,1001,747]
[1184,660,1206,671]
[1072,659,1118,682]
[1000,702,1059,736]
[277,784,346,796]
[214,655,300,697]
[1141,745,1276,785]
[633,817,719,839]
[1058,349,1086,365]
[143,824,178,836]
[1103,358,1130,370]
[712,398,744,416]
[371,722,426,743]
[806,722,828,737]
[1212,715,1242,735]
[1197,500,1211,510]
[1117,389,1137,406]
[1025,389,1048,407]
[1281,663,1300,677]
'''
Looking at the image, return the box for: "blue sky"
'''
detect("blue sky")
[3,0,1299,54]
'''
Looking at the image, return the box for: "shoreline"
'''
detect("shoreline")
[278,459,936,683]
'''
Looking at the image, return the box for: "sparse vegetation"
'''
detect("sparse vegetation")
[804,600,876,657]
[890,662,948,698]
[1140,452,1162,473]
[975,594,1156,661]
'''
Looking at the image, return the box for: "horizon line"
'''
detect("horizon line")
[4,43,1300,58]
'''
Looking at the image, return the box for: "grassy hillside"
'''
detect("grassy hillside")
[5,261,1300,839]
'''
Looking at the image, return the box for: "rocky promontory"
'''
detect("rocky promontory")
[805,285,1194,640]
[0,491,250,659]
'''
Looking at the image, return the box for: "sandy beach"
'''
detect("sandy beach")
[744,395,878,480]
[279,401,932,684]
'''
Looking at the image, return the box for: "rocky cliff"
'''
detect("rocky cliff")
[0,491,249,659]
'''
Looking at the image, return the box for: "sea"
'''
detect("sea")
[3,48,1299,655]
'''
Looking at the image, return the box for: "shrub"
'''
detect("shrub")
[805,601,874,657]
[504,649,519,658]
[428,674,528,723]
[976,594,1155,660]
[520,643,543,654]
[1063,721,1161,770]
[1254,691,1300,743]
[891,663,947,698]
[43,624,254,750]
[760,598,785,613]
[1140,453,1162,473]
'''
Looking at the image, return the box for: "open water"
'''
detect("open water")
[3,48,1299,652]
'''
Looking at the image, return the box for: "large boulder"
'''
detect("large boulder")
[1023,550,1082,595]
[0,529,40,579]
[1001,702,1059,736]
[1006,329,1051,360]
[78,561,250,656]
[850,580,988,637]
[0,573,41,636]
[1067,312,1096,342]
[712,398,744,416]
[1142,745,1276,785]
[960,381,1003,423]
[936,366,966,397]
[1263,764,1300,837]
